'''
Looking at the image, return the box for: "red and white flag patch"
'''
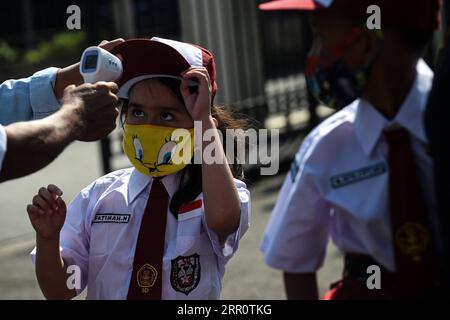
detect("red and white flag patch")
[179,199,203,214]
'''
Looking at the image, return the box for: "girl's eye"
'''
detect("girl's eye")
[160,112,174,121]
[132,108,145,118]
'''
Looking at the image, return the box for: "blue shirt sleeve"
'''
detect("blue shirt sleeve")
[0,67,61,125]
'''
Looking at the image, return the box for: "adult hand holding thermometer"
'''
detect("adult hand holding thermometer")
[80,46,123,83]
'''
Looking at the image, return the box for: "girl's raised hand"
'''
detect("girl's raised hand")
[180,67,212,122]
[27,184,67,241]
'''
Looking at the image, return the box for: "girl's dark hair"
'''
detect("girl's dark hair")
[120,77,252,217]
[170,103,253,216]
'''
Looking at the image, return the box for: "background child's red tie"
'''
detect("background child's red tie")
[127,179,169,300]
[386,128,439,297]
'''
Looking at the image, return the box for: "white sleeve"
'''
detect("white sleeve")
[0,125,7,173]
[202,179,251,261]
[261,145,331,273]
[30,187,92,295]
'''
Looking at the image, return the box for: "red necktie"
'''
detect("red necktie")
[386,128,439,298]
[127,179,169,300]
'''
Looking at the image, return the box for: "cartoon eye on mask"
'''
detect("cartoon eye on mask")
[133,135,144,161]
[157,140,177,165]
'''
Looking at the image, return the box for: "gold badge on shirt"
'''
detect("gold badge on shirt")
[395,222,430,262]
[137,264,158,293]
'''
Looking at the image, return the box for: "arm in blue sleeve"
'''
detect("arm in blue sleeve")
[0,67,61,125]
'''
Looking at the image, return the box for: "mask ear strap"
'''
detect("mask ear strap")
[119,99,129,128]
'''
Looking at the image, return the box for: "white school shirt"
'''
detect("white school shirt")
[31,168,251,299]
[261,59,438,273]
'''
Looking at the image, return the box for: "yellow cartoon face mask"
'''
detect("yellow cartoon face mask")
[122,123,195,178]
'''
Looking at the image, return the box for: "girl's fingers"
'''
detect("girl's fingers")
[180,79,192,99]
[183,69,210,84]
[27,204,37,215]
[32,195,52,213]
[181,67,212,117]
[27,204,43,219]
[183,70,212,95]
[47,184,63,197]
[38,187,58,210]
[56,197,67,217]
[39,187,55,202]
[181,66,208,76]
[99,38,125,51]
[180,66,197,76]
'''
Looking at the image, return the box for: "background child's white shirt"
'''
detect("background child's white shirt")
[30,168,251,300]
[261,59,437,274]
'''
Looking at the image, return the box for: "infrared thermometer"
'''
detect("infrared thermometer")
[80,46,122,83]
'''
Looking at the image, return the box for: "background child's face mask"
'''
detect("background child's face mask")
[123,123,195,178]
[305,28,372,110]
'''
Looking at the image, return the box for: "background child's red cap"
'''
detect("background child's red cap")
[259,0,442,30]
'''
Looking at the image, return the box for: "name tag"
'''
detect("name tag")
[330,162,387,188]
[92,213,131,224]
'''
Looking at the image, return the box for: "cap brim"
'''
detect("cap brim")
[117,75,186,99]
[259,0,318,11]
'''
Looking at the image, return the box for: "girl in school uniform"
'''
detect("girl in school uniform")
[27,37,251,300]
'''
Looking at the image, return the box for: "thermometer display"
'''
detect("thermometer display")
[80,46,122,83]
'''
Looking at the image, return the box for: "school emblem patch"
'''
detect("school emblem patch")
[170,254,201,295]
[395,222,430,262]
[137,264,158,293]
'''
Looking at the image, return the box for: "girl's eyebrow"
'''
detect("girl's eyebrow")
[128,103,182,113]
[128,102,146,109]
[155,106,183,113]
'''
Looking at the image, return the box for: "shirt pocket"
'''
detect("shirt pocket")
[89,223,109,255]
[176,209,204,254]
[89,216,131,255]
[177,209,203,235]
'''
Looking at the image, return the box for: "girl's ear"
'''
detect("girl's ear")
[211,117,219,128]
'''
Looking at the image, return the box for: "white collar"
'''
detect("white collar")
[354,59,433,156]
[127,168,181,203]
